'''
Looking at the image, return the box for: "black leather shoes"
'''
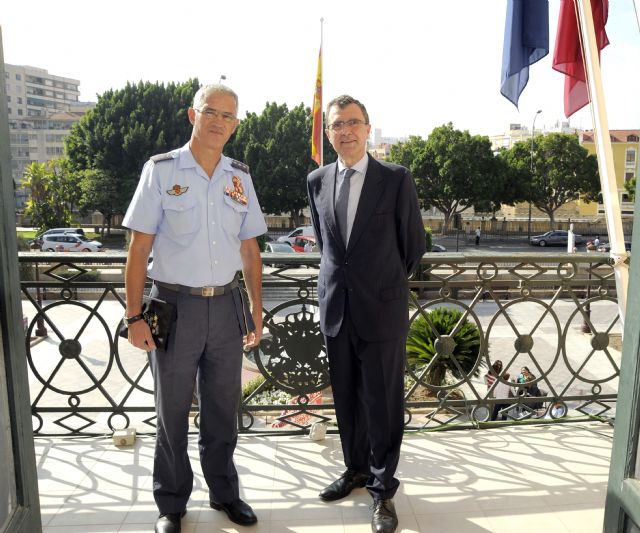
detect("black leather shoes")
[155,510,186,533]
[319,470,369,501]
[209,498,257,525]
[371,499,398,533]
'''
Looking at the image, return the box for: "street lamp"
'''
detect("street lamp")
[527,109,542,241]
[218,74,226,84]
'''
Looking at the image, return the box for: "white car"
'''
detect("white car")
[276,226,315,245]
[42,234,103,252]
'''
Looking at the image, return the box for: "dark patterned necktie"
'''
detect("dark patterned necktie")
[335,168,356,245]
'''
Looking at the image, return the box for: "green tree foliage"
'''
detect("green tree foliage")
[229,102,336,226]
[389,124,509,232]
[65,79,200,214]
[625,175,635,202]
[22,159,82,230]
[406,307,482,387]
[501,133,600,229]
[78,169,122,235]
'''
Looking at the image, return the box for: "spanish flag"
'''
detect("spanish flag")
[311,47,323,166]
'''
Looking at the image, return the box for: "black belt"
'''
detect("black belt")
[154,279,239,297]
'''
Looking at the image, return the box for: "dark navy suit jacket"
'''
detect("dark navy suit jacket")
[307,155,426,342]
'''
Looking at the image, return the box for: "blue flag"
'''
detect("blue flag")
[500,0,549,108]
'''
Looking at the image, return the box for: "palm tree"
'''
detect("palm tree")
[406,306,483,387]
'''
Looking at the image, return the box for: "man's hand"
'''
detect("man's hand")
[128,319,157,351]
[243,310,263,350]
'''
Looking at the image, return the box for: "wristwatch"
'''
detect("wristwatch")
[124,313,145,325]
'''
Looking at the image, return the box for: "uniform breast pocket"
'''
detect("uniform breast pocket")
[162,198,199,240]
[222,195,248,235]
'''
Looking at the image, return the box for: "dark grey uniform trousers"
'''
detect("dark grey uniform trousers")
[148,284,244,514]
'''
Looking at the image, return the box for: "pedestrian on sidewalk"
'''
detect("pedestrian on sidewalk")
[475,227,481,246]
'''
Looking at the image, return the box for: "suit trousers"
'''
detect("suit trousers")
[148,284,244,514]
[325,308,406,500]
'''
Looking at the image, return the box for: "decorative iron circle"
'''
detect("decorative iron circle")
[561,295,619,384]
[477,263,498,281]
[557,262,576,279]
[514,334,534,353]
[108,412,130,431]
[59,339,82,359]
[590,332,610,351]
[592,383,602,395]
[550,401,568,419]
[255,299,329,394]
[26,300,116,396]
[61,288,73,300]
[241,411,255,430]
[471,404,491,422]
[434,336,456,356]
[439,287,452,298]
[68,395,80,407]
[32,413,43,433]
[298,287,310,299]
[113,319,154,395]
[406,299,486,390]
[485,297,562,387]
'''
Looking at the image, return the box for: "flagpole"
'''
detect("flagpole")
[575,0,628,327]
[319,17,324,167]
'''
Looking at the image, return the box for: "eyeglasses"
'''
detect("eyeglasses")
[195,107,237,123]
[326,119,367,132]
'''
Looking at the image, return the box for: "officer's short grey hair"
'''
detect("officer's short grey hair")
[193,84,239,114]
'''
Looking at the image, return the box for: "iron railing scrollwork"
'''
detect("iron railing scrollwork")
[18,250,621,435]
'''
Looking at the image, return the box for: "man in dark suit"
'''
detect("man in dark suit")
[307,95,425,533]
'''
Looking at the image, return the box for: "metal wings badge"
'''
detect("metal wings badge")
[167,184,189,196]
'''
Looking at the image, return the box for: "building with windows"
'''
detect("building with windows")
[4,64,93,208]
[579,130,640,218]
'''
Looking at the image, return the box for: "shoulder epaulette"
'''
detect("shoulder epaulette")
[150,152,175,164]
[231,159,250,173]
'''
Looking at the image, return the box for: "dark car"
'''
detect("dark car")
[431,244,447,252]
[529,230,584,247]
[596,241,632,252]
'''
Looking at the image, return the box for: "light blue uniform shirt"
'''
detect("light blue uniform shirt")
[123,143,267,287]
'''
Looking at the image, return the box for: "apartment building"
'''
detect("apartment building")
[4,64,93,208]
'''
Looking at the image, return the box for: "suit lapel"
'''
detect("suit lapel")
[319,162,345,250]
[347,155,385,253]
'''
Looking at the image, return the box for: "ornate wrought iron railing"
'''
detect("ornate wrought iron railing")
[18,250,622,435]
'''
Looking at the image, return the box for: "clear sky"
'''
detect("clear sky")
[2,0,639,139]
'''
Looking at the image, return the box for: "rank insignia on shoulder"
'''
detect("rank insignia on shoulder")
[150,152,175,164]
[167,184,189,196]
[230,159,250,174]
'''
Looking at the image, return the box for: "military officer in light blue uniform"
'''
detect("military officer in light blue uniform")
[123,84,267,533]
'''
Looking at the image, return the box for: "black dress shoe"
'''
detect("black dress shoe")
[209,498,257,525]
[371,499,398,533]
[155,510,186,533]
[319,470,369,501]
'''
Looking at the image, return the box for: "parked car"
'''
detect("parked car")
[263,242,296,267]
[529,230,584,247]
[41,234,103,252]
[265,242,295,253]
[276,226,315,245]
[291,236,317,253]
[431,244,447,252]
[596,241,632,252]
[31,227,85,248]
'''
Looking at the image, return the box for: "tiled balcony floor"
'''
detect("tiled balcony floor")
[35,422,612,532]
